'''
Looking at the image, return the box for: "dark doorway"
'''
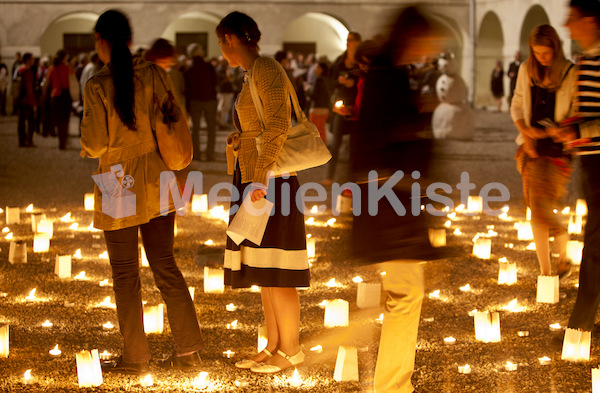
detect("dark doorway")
[63,33,95,57]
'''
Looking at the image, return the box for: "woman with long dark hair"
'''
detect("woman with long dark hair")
[81,9,203,375]
[217,11,309,374]
[511,24,578,278]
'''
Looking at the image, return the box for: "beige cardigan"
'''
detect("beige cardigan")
[510,62,578,144]
[234,56,291,186]
[81,58,176,230]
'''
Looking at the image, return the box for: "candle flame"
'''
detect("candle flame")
[1,227,9,233]
[310,345,323,353]
[60,212,72,222]
[23,369,31,380]
[99,251,109,259]
[26,288,36,300]
[103,322,114,329]
[305,217,315,225]
[503,298,525,312]
[498,212,509,220]
[99,279,110,287]
[444,336,456,344]
[69,223,78,231]
[225,303,237,312]
[539,356,551,363]
[498,257,508,262]
[334,100,343,108]
[4,232,13,240]
[455,204,465,212]
[310,205,318,214]
[444,220,451,228]
[192,371,209,389]
[326,218,336,227]
[325,278,340,288]
[227,320,238,329]
[204,239,214,246]
[73,249,82,259]
[375,313,384,324]
[73,271,86,280]
[352,276,363,283]
[42,320,53,328]
[250,285,260,293]
[140,374,153,387]
[448,212,457,220]
[290,368,302,386]
[428,289,440,299]
[526,242,536,250]
[459,284,471,292]
[549,323,562,330]
[49,344,61,356]
[501,205,509,213]
[208,206,229,223]
[318,300,328,308]
[453,228,462,236]
[25,204,34,213]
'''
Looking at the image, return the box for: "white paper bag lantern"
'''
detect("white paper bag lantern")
[204,266,224,294]
[257,324,268,352]
[467,196,483,214]
[498,261,517,285]
[5,207,20,225]
[517,221,533,240]
[55,255,72,279]
[473,311,501,343]
[36,219,53,238]
[593,368,600,393]
[567,240,584,265]
[568,215,583,235]
[334,194,352,215]
[192,194,208,214]
[76,349,103,387]
[8,241,27,264]
[0,324,8,358]
[526,207,531,221]
[140,245,149,267]
[306,237,316,258]
[33,234,50,253]
[30,213,46,232]
[576,199,588,216]
[473,238,491,259]
[324,299,349,328]
[143,304,164,334]
[428,228,446,248]
[536,276,559,304]
[562,328,591,361]
[333,346,359,382]
[84,193,95,211]
[356,283,381,309]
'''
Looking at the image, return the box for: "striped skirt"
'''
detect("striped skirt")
[224,167,310,288]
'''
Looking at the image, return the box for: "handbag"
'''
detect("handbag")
[248,62,331,176]
[151,65,193,171]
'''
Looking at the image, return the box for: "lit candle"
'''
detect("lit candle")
[99,251,109,259]
[444,337,456,345]
[459,284,471,292]
[222,350,235,358]
[204,239,214,246]
[4,232,12,240]
[448,212,457,220]
[334,100,343,108]
[325,278,340,288]
[235,379,250,388]
[375,313,384,325]
[458,364,471,374]
[99,296,116,309]
[49,344,62,356]
[1,227,8,233]
[102,322,114,330]
[538,356,551,365]
[73,271,86,281]
[192,371,209,390]
[250,285,260,293]
[60,212,72,222]
[517,330,529,337]
[99,279,110,287]
[504,361,517,371]
[310,205,319,214]
[290,368,302,387]
[25,204,34,213]
[25,288,36,301]
[453,228,462,236]
[42,320,53,328]
[549,323,562,332]
[326,218,336,226]
[191,194,209,214]
[225,303,237,312]
[352,276,363,283]
[428,290,440,299]
[310,345,323,353]
[226,320,238,330]
[73,249,82,259]
[99,350,112,361]
[22,369,34,385]
[140,374,153,387]
[444,220,451,228]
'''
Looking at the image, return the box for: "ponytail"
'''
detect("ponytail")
[95,10,136,130]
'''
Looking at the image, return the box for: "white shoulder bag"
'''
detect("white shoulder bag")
[248,63,331,176]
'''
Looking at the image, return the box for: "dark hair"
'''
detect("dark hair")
[317,61,329,75]
[274,50,287,63]
[53,49,68,67]
[570,0,600,24]
[22,53,33,64]
[95,10,136,130]
[216,11,261,50]
[355,40,380,66]
[145,38,175,62]
[348,31,362,42]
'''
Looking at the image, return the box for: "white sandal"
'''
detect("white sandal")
[234,348,274,369]
[250,349,305,374]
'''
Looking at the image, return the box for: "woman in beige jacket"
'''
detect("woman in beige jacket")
[511,24,578,278]
[80,10,203,375]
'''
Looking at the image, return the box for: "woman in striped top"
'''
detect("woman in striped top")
[511,24,578,278]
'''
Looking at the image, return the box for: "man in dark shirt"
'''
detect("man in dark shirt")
[184,43,218,161]
[507,51,521,108]
[15,53,36,147]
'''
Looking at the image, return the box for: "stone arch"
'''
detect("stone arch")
[476,11,504,107]
[424,12,465,74]
[519,5,550,58]
[281,12,350,62]
[161,11,221,59]
[40,12,99,58]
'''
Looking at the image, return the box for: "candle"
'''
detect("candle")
[225,303,237,312]
[310,345,323,353]
[25,204,34,213]
[504,361,517,371]
[453,228,462,236]
[192,371,209,390]
[455,204,465,213]
[375,313,384,325]
[73,271,86,281]
[352,276,363,283]
[576,199,587,216]
[467,195,483,213]
[326,218,336,226]
[250,285,261,293]
[73,249,82,259]
[99,350,112,361]
[102,322,114,330]
[99,251,109,259]
[222,350,235,358]
[5,206,20,225]
[549,323,562,332]
[517,330,529,337]
[334,100,343,108]
[76,349,103,387]
[42,320,53,328]
[458,364,471,374]
[473,238,492,259]
[204,267,224,294]
[226,320,238,330]
[428,290,441,299]
[33,234,50,253]
[143,304,164,334]
[593,368,600,393]
[290,368,302,387]
[60,212,72,222]
[0,324,8,358]
[140,374,153,387]
[448,212,457,220]
[191,194,209,214]
[49,344,62,356]
[25,288,37,301]
[204,239,214,246]
[526,242,536,250]
[538,356,551,365]
[444,337,456,345]
[459,284,471,292]
[444,220,452,228]
[22,369,34,385]
[306,236,316,258]
[99,279,110,287]
[84,193,95,211]
[517,221,533,240]
[99,296,116,309]
[325,278,341,288]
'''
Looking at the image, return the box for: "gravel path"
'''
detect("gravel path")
[0,111,595,392]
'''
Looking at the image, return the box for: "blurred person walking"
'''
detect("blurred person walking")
[491,59,504,112]
[0,56,8,116]
[306,61,331,143]
[184,43,218,161]
[81,9,203,375]
[145,38,186,117]
[46,49,73,149]
[323,31,362,185]
[14,53,36,147]
[350,8,447,392]
[217,11,309,374]
[216,58,235,129]
[507,51,522,108]
[511,24,577,278]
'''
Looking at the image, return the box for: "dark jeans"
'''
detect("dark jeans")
[17,104,34,146]
[50,92,71,149]
[104,213,203,363]
[327,113,356,180]
[568,154,600,330]
[189,99,217,161]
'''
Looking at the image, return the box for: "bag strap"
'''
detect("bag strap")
[247,60,309,132]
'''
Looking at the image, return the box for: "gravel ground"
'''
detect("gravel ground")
[0,111,596,392]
